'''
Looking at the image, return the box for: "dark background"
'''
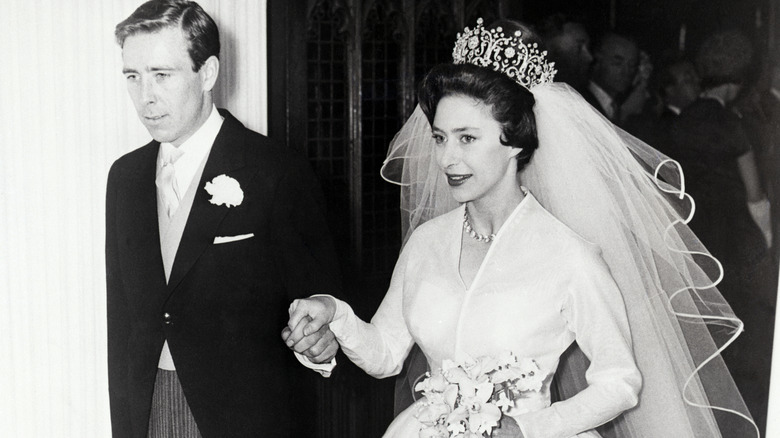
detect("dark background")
[515,0,775,64]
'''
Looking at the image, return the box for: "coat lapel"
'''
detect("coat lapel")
[166,111,248,292]
[124,142,169,295]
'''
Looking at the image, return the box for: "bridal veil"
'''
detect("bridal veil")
[380,19,758,437]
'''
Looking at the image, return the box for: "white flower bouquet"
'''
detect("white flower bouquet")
[414,352,544,438]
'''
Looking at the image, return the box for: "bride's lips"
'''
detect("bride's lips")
[445,173,471,186]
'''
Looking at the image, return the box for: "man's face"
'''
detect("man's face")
[548,23,592,88]
[666,62,701,110]
[592,37,638,97]
[122,26,213,146]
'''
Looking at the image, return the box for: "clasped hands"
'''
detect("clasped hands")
[281,296,339,364]
[282,297,525,437]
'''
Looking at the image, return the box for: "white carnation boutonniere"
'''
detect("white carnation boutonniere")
[204,174,244,208]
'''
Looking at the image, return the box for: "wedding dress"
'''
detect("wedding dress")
[329,193,640,438]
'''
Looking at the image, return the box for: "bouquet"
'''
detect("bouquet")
[413,352,544,438]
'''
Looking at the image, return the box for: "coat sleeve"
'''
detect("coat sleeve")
[515,249,642,438]
[270,154,342,300]
[105,162,131,436]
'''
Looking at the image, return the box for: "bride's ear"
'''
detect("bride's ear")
[509,147,523,158]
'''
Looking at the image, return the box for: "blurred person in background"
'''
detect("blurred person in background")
[671,28,776,435]
[535,13,593,94]
[628,55,701,156]
[733,59,780,263]
[582,32,651,127]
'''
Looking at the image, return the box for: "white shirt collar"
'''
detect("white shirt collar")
[158,105,224,192]
[588,81,616,119]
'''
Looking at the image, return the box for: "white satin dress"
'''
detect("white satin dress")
[329,193,642,438]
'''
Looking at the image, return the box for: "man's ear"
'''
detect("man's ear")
[200,56,220,92]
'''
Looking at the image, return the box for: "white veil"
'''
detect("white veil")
[380,81,758,436]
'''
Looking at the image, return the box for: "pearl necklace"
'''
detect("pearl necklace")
[463,205,495,243]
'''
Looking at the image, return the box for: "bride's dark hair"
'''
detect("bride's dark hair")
[418,63,538,171]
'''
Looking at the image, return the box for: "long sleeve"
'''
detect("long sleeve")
[272,154,342,299]
[515,250,642,438]
[328,243,415,379]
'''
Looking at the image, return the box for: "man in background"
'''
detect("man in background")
[535,13,593,94]
[629,56,700,156]
[583,32,649,126]
[659,58,701,119]
[106,1,340,436]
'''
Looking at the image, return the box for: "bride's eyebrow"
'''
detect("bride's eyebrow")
[452,126,480,133]
[431,125,481,133]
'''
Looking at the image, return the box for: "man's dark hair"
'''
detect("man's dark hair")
[535,12,587,42]
[695,29,754,89]
[115,0,220,71]
[592,31,638,58]
[653,52,689,98]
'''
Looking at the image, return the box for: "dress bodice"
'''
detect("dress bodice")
[405,195,582,379]
[330,193,641,438]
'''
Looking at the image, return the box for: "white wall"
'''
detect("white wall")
[0,1,266,436]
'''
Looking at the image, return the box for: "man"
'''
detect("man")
[658,58,701,119]
[535,13,593,94]
[582,32,645,125]
[106,1,340,436]
[629,57,700,156]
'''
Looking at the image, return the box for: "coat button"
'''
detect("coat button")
[163,312,173,325]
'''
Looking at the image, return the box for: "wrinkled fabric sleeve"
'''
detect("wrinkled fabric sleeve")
[327,242,416,379]
[515,250,642,438]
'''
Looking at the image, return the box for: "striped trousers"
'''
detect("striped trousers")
[147,369,202,438]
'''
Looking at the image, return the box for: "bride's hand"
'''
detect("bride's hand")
[282,297,338,360]
[492,415,524,438]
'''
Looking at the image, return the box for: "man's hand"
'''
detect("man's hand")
[282,296,339,363]
[281,319,338,364]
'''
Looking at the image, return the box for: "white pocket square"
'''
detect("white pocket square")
[213,233,254,244]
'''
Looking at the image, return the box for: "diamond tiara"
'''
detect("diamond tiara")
[452,18,556,89]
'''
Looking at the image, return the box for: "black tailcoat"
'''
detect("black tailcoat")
[106,110,340,437]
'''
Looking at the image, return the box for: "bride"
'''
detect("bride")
[284,19,757,437]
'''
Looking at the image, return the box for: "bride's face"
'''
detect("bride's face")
[432,94,520,205]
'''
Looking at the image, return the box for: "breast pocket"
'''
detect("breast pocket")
[213,233,255,244]
[206,233,265,287]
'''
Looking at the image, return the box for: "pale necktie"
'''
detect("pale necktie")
[156,144,184,218]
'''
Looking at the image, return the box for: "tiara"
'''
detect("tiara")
[452,18,556,89]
